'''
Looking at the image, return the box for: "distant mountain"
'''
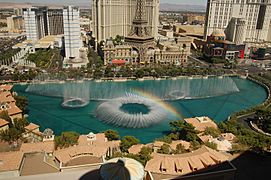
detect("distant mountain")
[0,2,206,12]
[0,2,90,9]
[160,3,206,12]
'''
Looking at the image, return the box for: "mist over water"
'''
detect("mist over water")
[25,77,239,101]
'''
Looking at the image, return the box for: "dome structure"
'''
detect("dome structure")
[87,132,96,141]
[100,158,145,180]
[43,128,54,140]
[43,128,54,136]
[211,29,226,37]
[210,29,226,42]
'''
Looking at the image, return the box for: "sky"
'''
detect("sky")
[0,0,207,6]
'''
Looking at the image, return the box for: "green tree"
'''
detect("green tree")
[55,131,79,149]
[169,120,199,142]
[0,127,21,143]
[104,129,120,141]
[13,118,29,133]
[14,95,28,114]
[174,143,188,154]
[157,143,171,154]
[255,109,271,133]
[231,143,248,153]
[110,146,152,166]
[0,110,12,126]
[204,127,221,138]
[190,140,201,150]
[138,146,152,165]
[0,48,20,62]
[93,68,103,79]
[135,69,145,79]
[104,66,114,77]
[156,135,173,144]
[204,141,217,150]
[120,136,140,152]
[218,119,271,152]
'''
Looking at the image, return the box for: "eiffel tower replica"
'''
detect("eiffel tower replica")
[125,0,155,64]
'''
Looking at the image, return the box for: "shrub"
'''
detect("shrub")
[157,144,171,154]
[104,129,120,141]
[55,131,79,149]
[120,136,140,152]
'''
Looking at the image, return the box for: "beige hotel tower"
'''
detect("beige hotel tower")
[92,0,159,43]
[204,0,271,44]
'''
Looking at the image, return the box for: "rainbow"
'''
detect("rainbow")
[132,88,182,119]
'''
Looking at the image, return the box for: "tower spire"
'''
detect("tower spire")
[133,0,147,24]
[129,0,150,37]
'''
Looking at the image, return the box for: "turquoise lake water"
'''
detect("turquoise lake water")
[14,77,267,143]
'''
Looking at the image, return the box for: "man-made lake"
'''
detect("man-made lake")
[15,77,267,143]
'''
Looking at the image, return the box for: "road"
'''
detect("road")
[188,55,210,66]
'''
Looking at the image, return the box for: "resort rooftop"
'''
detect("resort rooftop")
[24,123,40,132]
[128,144,145,154]
[0,91,15,103]
[3,102,22,116]
[145,146,229,176]
[0,118,9,127]
[54,145,107,166]
[0,84,13,92]
[184,116,218,132]
[20,141,55,154]
[0,151,24,172]
[0,87,23,119]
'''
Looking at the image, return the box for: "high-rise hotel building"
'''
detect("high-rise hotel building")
[23,7,49,42]
[23,7,65,41]
[48,9,64,35]
[63,6,81,59]
[204,0,271,44]
[92,0,159,43]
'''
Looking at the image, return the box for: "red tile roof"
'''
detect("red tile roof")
[184,117,218,132]
[25,123,40,131]
[20,141,55,153]
[0,91,15,103]
[0,85,13,91]
[0,118,9,127]
[145,146,228,176]
[0,151,24,172]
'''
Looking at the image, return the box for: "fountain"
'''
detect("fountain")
[26,74,90,108]
[61,98,89,109]
[61,82,90,108]
[26,75,239,101]
[96,93,168,128]
[87,76,239,100]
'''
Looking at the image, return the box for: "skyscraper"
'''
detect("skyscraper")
[23,7,49,42]
[92,0,159,43]
[63,6,81,59]
[48,9,64,35]
[7,15,24,33]
[204,0,271,44]
[23,7,65,41]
